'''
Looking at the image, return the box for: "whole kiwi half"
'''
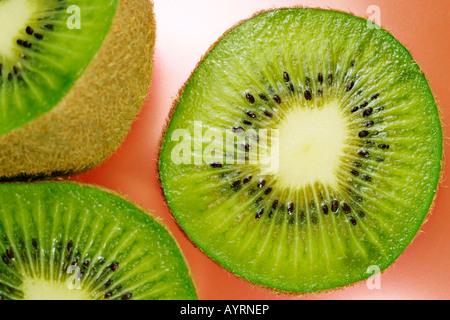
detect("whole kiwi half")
[0,182,197,300]
[0,0,155,179]
[159,8,443,293]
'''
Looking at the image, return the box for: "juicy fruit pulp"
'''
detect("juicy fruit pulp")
[0,0,118,136]
[0,183,197,300]
[159,9,443,292]
[0,0,155,179]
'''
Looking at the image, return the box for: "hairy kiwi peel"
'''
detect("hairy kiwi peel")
[159,8,443,293]
[0,0,156,179]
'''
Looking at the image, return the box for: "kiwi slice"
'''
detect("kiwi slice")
[0,0,155,179]
[159,9,443,293]
[0,182,197,300]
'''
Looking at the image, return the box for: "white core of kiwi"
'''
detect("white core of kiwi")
[0,0,37,61]
[276,101,350,188]
[22,278,91,300]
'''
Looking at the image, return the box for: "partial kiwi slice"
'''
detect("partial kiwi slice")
[0,182,197,300]
[159,9,443,293]
[0,0,155,179]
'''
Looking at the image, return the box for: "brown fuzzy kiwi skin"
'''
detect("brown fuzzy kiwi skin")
[156,7,445,297]
[0,0,156,180]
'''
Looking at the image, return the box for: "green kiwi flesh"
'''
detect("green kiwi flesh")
[0,0,155,178]
[0,0,117,135]
[0,182,197,300]
[159,9,443,293]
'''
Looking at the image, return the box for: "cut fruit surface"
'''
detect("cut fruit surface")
[0,0,118,136]
[0,0,155,178]
[0,182,197,300]
[159,9,443,292]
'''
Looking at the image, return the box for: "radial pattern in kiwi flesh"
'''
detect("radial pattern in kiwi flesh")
[0,182,197,300]
[0,0,117,135]
[159,9,443,292]
[0,0,154,179]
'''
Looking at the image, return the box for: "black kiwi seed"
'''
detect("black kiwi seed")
[322,204,329,215]
[44,24,54,30]
[246,93,255,104]
[17,39,24,46]
[105,292,113,299]
[364,120,375,127]
[346,81,355,92]
[317,89,323,97]
[264,187,272,195]
[327,74,333,85]
[22,41,32,48]
[257,179,266,188]
[273,95,281,104]
[67,240,73,252]
[246,111,256,119]
[351,169,359,176]
[111,262,120,271]
[34,33,44,40]
[26,26,34,35]
[351,60,356,67]
[371,93,380,100]
[358,131,369,138]
[6,248,14,260]
[331,200,339,213]
[232,127,244,133]
[363,174,372,182]
[243,176,252,184]
[122,293,133,300]
[305,77,311,87]
[2,255,10,265]
[378,144,390,150]
[32,238,38,250]
[342,202,352,214]
[272,200,279,210]
[358,150,370,158]
[255,209,264,219]
[363,108,373,117]
[287,203,294,215]
[360,101,369,108]
[231,180,241,188]
[210,162,223,168]
[304,90,312,101]
[351,106,359,113]
[255,197,263,205]
[311,215,318,225]
[243,120,253,126]
[318,73,323,84]
[264,110,273,118]
[7,73,12,81]
[259,94,268,101]
[358,211,366,218]
[288,83,295,93]
[105,279,113,288]
[350,217,358,226]
[283,72,290,82]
